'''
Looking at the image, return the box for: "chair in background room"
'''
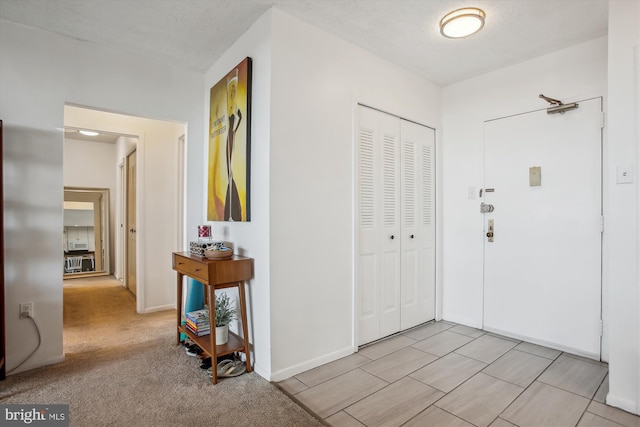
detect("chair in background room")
[65,256,83,274]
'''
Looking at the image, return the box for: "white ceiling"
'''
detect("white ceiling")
[0,0,608,86]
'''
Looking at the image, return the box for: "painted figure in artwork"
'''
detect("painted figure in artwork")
[225,68,242,221]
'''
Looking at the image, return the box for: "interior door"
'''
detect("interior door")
[1,120,5,380]
[127,151,137,295]
[357,106,401,345]
[483,98,602,358]
[356,106,436,345]
[92,194,103,272]
[400,120,436,330]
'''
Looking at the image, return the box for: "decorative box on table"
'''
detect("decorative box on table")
[189,241,234,257]
[189,241,217,257]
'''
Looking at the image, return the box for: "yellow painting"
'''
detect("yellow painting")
[208,57,252,221]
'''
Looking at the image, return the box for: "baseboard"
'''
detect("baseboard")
[442,314,481,329]
[143,304,175,314]
[269,346,355,382]
[253,363,270,381]
[483,325,600,360]
[606,394,639,415]
[7,354,65,376]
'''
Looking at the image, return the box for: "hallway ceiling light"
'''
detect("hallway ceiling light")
[440,7,485,39]
[78,129,100,136]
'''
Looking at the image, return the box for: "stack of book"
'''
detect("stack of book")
[185,308,210,336]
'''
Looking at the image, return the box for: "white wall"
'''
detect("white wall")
[606,0,640,414]
[0,19,202,373]
[202,10,273,378]
[441,37,607,334]
[201,8,441,381]
[63,137,117,272]
[267,9,441,380]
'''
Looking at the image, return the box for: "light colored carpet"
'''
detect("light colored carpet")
[1,276,324,426]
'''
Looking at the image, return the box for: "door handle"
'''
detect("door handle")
[487,219,494,242]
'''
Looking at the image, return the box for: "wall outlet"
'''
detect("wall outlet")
[20,302,33,319]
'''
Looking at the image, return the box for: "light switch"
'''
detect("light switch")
[529,166,541,186]
[467,186,477,199]
[617,165,633,184]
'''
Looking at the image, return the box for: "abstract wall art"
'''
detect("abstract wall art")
[207,57,252,222]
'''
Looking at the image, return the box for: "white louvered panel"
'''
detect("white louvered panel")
[359,129,375,228]
[400,119,436,331]
[357,106,436,345]
[423,146,432,225]
[383,134,397,228]
[403,140,416,228]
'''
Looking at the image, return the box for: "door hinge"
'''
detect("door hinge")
[601,216,604,233]
[601,112,605,129]
[599,319,603,336]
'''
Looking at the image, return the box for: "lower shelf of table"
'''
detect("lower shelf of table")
[178,325,245,357]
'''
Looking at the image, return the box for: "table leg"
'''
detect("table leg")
[208,285,218,384]
[176,272,183,345]
[237,281,252,373]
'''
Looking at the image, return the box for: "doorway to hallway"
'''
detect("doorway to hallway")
[64,103,186,314]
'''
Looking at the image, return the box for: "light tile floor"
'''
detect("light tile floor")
[278,321,640,427]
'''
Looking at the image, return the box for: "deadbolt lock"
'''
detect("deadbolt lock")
[480,202,495,213]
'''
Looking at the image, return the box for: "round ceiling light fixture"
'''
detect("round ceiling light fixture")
[440,7,485,39]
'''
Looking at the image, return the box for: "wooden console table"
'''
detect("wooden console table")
[172,252,253,384]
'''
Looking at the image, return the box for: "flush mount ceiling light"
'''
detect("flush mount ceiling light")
[440,7,485,39]
[78,129,99,136]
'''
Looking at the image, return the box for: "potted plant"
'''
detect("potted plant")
[214,292,237,345]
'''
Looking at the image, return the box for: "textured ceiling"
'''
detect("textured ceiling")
[0,0,609,86]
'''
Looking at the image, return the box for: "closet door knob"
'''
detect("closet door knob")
[410,234,414,239]
[390,235,395,240]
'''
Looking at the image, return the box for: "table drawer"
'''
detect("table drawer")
[173,255,208,282]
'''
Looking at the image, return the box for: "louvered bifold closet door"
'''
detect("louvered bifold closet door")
[356,106,401,345]
[400,119,436,329]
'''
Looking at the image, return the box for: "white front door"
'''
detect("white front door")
[483,98,602,358]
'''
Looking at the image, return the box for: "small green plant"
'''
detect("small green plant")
[214,292,237,327]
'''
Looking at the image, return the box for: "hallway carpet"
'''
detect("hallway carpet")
[1,276,324,426]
